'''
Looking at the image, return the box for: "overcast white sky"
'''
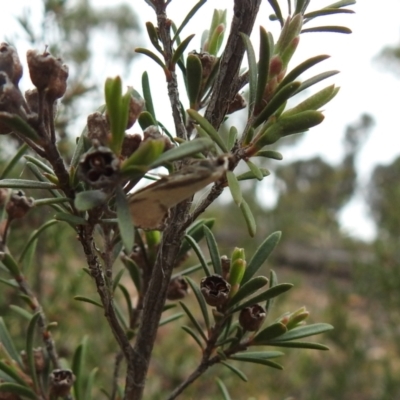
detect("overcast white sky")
[2,0,400,240]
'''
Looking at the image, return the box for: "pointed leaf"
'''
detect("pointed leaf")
[118,284,133,318]
[19,220,57,263]
[240,199,256,237]
[304,8,354,23]
[252,322,288,343]
[0,278,18,289]
[295,70,339,95]
[116,186,134,251]
[0,144,28,180]
[85,367,99,400]
[26,312,40,391]
[159,313,184,326]
[267,0,284,27]
[301,26,352,34]
[0,318,22,366]
[0,179,57,189]
[221,361,248,382]
[216,378,231,400]
[186,276,210,331]
[203,225,222,275]
[184,235,211,276]
[149,138,214,168]
[232,283,293,313]
[72,337,88,400]
[136,48,166,70]
[186,53,203,109]
[171,263,204,279]
[122,257,141,292]
[187,109,228,152]
[236,168,270,181]
[228,276,269,308]
[173,34,195,65]
[226,171,242,206]
[74,190,108,212]
[179,301,207,342]
[270,323,333,341]
[141,71,156,122]
[325,0,356,8]
[9,305,32,320]
[242,231,281,284]
[182,326,204,350]
[254,27,271,115]
[54,212,87,226]
[74,296,103,308]
[1,253,20,277]
[178,218,215,257]
[265,340,329,350]
[0,383,37,399]
[145,21,163,53]
[240,33,257,116]
[231,350,284,360]
[255,150,283,160]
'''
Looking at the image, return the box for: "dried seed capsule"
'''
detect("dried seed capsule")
[49,369,75,397]
[0,42,23,86]
[200,274,231,307]
[239,304,266,332]
[167,277,189,300]
[5,190,34,220]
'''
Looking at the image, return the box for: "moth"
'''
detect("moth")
[127,156,229,230]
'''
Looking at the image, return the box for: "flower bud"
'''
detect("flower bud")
[49,369,75,397]
[239,304,266,332]
[167,277,189,300]
[5,190,34,220]
[200,274,231,307]
[0,42,23,86]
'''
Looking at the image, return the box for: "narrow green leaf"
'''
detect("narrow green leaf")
[112,269,125,293]
[172,0,208,43]
[54,212,87,226]
[240,199,256,237]
[0,113,41,144]
[178,218,215,257]
[179,301,207,342]
[232,283,293,313]
[227,126,238,150]
[26,312,40,391]
[216,378,232,400]
[138,111,157,131]
[122,257,141,292]
[255,150,283,160]
[242,231,281,284]
[118,284,133,318]
[265,340,330,350]
[19,220,57,264]
[324,0,356,8]
[149,138,214,168]
[181,326,204,350]
[252,322,287,343]
[185,276,210,331]
[255,26,271,113]
[0,383,37,399]
[145,21,163,53]
[246,160,264,181]
[115,186,134,251]
[9,305,32,320]
[0,179,57,189]
[233,357,283,369]
[74,296,103,308]
[301,26,352,34]
[24,155,53,175]
[141,71,156,121]
[34,197,70,207]
[270,323,334,341]
[266,269,278,312]
[136,48,166,70]
[171,263,204,279]
[304,8,354,23]
[236,168,270,181]
[85,367,99,400]
[294,0,310,14]
[0,318,22,366]
[0,360,29,387]
[1,253,20,277]
[203,226,221,275]
[228,276,269,308]
[278,54,330,90]
[173,34,195,65]
[0,144,28,180]
[72,337,88,400]
[74,190,108,212]
[253,81,301,128]
[221,361,248,382]
[240,33,257,116]
[0,278,18,289]
[226,171,242,206]
[295,70,339,95]
[231,350,284,360]
[186,53,203,109]
[267,0,284,27]
[187,109,228,152]
[184,235,211,276]
[159,313,184,327]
